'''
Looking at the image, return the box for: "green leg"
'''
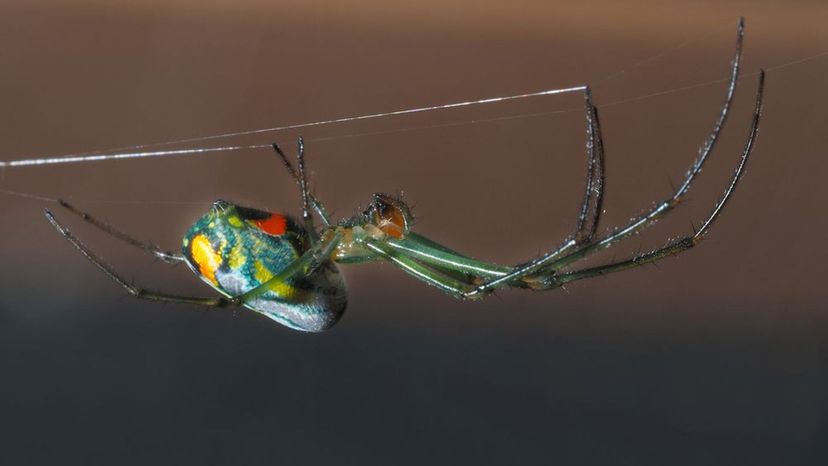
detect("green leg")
[547,238,696,288]
[534,69,763,276]
[238,231,342,302]
[364,240,482,300]
[468,28,753,296]
[534,70,764,291]
[414,82,606,297]
[387,234,512,280]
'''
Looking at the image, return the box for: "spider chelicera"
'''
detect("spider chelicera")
[45,20,764,332]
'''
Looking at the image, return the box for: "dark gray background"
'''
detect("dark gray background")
[1,1,826,464]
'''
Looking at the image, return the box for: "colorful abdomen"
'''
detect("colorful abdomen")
[181,201,347,332]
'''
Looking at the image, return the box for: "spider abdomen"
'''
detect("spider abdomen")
[182,201,347,332]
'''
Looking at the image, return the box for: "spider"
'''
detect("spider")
[45,21,764,332]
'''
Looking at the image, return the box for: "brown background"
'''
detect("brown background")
[1,1,826,464]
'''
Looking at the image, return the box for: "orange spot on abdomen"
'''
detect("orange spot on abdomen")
[191,234,222,285]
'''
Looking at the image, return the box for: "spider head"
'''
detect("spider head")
[362,193,413,239]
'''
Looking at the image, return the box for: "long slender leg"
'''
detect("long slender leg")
[271,143,331,226]
[363,240,482,299]
[238,231,342,302]
[45,210,343,307]
[446,78,608,295]
[467,18,747,297]
[574,87,606,245]
[537,19,746,271]
[462,86,607,295]
[534,58,755,275]
[55,199,184,263]
[386,234,512,280]
[294,136,319,242]
[384,84,607,293]
[541,71,763,289]
[45,209,235,307]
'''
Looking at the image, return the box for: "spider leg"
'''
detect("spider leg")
[45,209,343,307]
[294,136,321,243]
[45,209,235,307]
[386,233,512,280]
[540,72,763,289]
[420,76,609,295]
[55,199,184,263]
[352,62,764,299]
[371,86,607,292]
[236,231,342,302]
[532,67,760,277]
[466,19,747,297]
[271,143,331,226]
[273,137,323,242]
[574,87,606,245]
[362,240,485,299]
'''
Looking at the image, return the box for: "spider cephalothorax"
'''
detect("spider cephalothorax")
[44,19,764,332]
[362,193,413,239]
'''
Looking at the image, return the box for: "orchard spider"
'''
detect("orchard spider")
[45,20,764,332]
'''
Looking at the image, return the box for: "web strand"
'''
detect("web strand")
[1,48,825,170]
[0,145,271,168]
[0,86,587,168]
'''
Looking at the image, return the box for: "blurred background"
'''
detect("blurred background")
[0,0,826,464]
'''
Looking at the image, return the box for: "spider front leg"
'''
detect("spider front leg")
[363,239,483,299]
[356,88,606,299]
[385,233,513,281]
[532,19,747,275]
[467,18,747,297]
[45,209,342,309]
[535,70,764,290]
[574,87,606,245]
[462,82,607,296]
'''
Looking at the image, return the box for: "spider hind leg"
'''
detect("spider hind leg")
[55,199,184,263]
[45,209,345,310]
[45,209,236,307]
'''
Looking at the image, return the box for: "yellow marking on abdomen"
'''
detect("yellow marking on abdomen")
[227,215,243,228]
[191,234,222,285]
[227,241,246,269]
[254,260,297,298]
